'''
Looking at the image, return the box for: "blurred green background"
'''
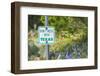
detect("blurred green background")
[28,15,88,61]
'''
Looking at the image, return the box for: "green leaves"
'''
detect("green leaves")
[28,15,88,60]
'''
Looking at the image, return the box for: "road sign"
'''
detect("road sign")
[38,27,55,44]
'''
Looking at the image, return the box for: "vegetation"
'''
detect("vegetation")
[28,15,88,60]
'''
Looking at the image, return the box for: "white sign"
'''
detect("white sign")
[38,27,55,44]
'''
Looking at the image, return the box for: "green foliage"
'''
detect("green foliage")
[28,15,88,60]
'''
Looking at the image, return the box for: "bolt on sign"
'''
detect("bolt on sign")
[38,27,55,44]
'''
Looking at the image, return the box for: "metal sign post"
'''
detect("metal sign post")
[45,16,49,60]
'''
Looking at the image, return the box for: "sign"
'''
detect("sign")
[38,27,55,44]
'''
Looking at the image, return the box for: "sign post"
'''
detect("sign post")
[45,16,49,60]
[38,16,55,59]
